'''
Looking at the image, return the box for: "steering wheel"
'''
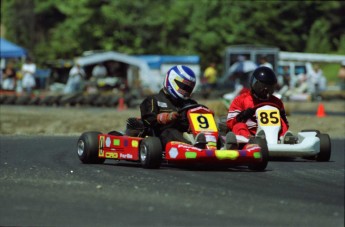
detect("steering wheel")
[176,104,209,130]
[252,102,281,111]
[177,103,208,114]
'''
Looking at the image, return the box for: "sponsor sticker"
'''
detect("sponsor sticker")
[131,140,138,148]
[215,150,239,160]
[113,139,120,146]
[157,101,168,108]
[185,151,197,159]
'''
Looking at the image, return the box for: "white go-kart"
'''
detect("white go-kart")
[235,103,331,161]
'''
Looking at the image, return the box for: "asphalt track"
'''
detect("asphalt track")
[0,136,344,227]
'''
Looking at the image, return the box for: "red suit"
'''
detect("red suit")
[226,89,289,138]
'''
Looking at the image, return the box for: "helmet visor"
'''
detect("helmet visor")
[252,80,275,100]
[175,79,194,98]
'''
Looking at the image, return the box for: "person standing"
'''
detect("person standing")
[21,57,36,94]
[1,61,17,91]
[259,55,273,69]
[64,63,86,94]
[91,63,107,79]
[204,63,217,88]
[308,64,325,99]
[337,60,345,91]
[202,62,217,98]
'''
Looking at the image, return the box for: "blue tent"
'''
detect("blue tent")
[0,38,27,58]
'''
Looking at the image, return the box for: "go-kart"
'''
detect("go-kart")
[77,104,269,171]
[233,103,331,161]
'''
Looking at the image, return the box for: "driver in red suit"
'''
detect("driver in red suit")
[226,66,289,139]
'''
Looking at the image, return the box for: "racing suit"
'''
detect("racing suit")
[226,89,289,138]
[140,89,197,148]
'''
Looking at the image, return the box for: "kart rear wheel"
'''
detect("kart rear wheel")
[139,137,162,169]
[316,133,331,162]
[248,136,269,171]
[77,131,105,164]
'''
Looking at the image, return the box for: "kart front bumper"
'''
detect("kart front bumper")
[165,142,263,164]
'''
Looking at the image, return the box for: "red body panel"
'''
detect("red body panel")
[98,134,142,161]
[165,142,262,164]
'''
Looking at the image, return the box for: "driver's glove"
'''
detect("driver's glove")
[157,112,179,124]
[236,108,255,122]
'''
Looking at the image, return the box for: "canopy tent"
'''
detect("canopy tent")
[0,38,27,58]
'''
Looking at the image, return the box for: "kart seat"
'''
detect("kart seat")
[125,117,146,137]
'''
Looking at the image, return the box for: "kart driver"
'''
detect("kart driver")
[226,66,289,144]
[140,65,206,149]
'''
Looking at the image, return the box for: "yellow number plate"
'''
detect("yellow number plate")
[189,113,217,132]
[257,110,280,126]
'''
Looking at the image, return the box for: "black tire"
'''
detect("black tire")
[316,133,331,162]
[77,131,105,164]
[139,137,162,169]
[248,137,269,171]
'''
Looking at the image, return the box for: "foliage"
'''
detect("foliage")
[1,0,344,70]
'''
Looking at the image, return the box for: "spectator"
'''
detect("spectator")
[64,63,86,94]
[228,55,258,93]
[338,60,345,91]
[259,55,273,69]
[21,57,36,94]
[202,62,217,97]
[204,63,217,88]
[308,63,325,98]
[281,65,290,87]
[1,61,17,91]
[91,63,107,79]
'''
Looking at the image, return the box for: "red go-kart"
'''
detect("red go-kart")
[77,104,269,171]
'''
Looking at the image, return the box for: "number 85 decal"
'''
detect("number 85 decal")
[257,110,281,126]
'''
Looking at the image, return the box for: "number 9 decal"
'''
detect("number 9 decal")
[197,116,209,129]
[189,113,217,132]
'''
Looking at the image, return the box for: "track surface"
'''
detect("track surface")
[0,136,344,227]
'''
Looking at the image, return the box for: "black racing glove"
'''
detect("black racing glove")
[236,108,255,122]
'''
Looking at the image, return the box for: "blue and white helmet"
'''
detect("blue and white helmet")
[163,65,196,100]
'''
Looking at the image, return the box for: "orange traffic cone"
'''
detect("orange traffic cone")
[117,97,127,111]
[316,103,326,117]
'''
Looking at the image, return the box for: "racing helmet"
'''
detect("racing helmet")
[163,65,196,100]
[250,66,277,101]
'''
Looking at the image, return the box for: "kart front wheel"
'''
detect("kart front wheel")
[139,137,162,169]
[77,131,105,164]
[316,133,331,162]
[248,137,269,171]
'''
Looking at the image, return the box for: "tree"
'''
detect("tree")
[1,0,344,68]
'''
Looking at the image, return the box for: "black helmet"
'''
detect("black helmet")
[250,66,277,100]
